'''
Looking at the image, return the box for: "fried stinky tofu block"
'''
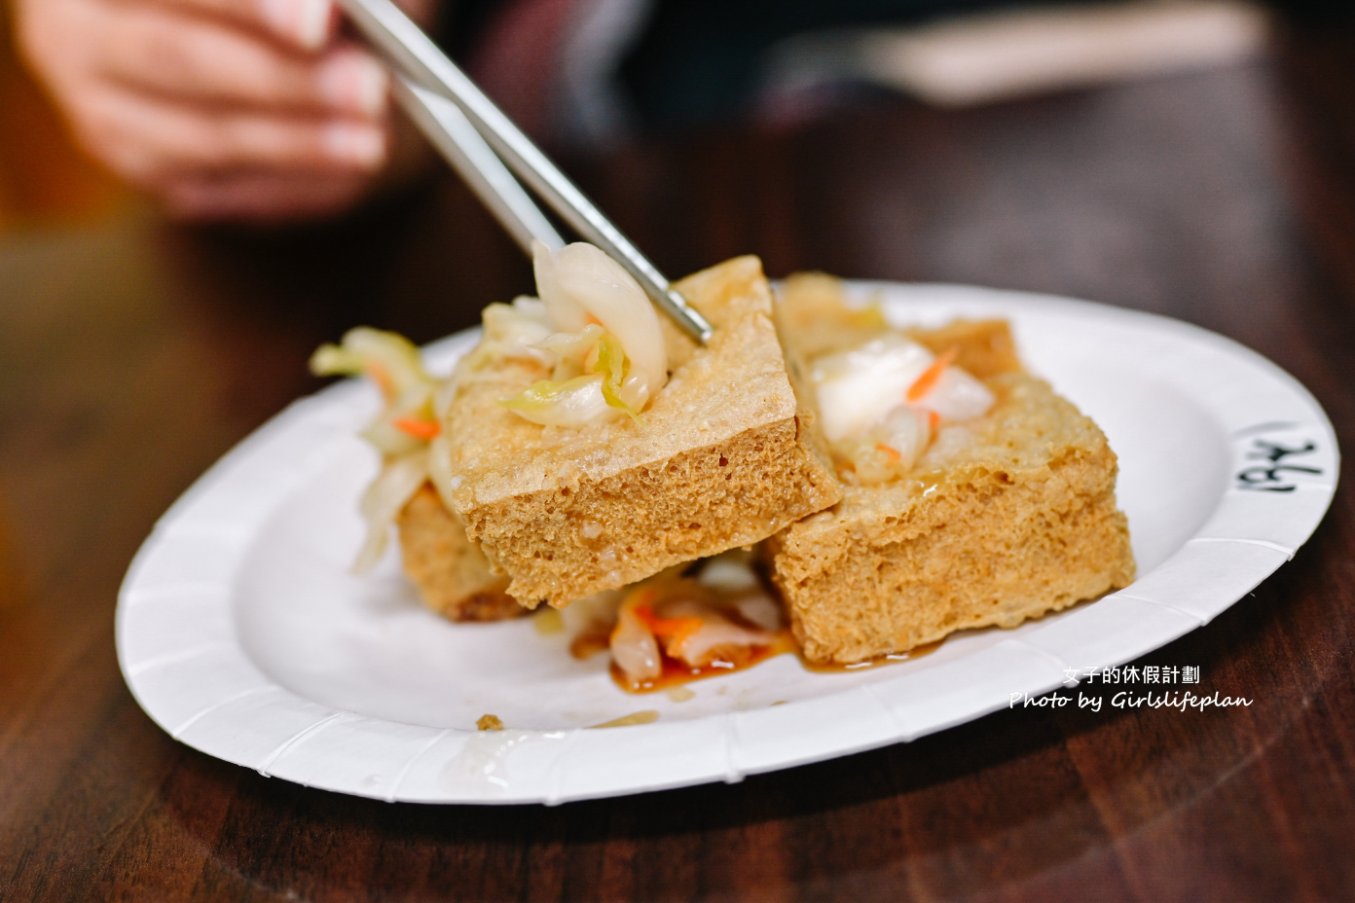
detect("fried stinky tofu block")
[765,278,1135,664]
[395,485,522,622]
[441,256,842,608]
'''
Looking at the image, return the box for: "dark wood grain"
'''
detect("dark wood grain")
[3,24,1353,903]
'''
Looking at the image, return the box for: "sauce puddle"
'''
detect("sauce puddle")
[571,626,943,694]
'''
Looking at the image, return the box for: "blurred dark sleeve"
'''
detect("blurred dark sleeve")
[440,0,1353,137]
[619,0,1352,130]
[1264,0,1353,23]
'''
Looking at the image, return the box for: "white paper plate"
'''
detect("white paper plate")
[117,284,1339,805]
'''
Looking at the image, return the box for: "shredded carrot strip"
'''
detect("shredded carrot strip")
[875,442,902,463]
[906,348,957,403]
[634,604,701,637]
[633,603,704,650]
[651,617,704,640]
[655,619,704,656]
[392,417,441,440]
[928,410,940,430]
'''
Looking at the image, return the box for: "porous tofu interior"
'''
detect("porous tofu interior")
[396,485,522,622]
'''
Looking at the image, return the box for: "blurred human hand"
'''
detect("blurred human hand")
[15,0,436,222]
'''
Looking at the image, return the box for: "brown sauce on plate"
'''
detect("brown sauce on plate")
[570,624,944,694]
[609,631,800,694]
[798,640,943,674]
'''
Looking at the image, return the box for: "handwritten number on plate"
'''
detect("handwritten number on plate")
[1236,438,1322,492]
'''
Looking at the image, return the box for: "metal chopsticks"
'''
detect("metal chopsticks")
[336,0,714,344]
[393,78,564,254]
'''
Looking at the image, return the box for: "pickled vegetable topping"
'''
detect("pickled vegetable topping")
[501,326,644,425]
[606,554,782,690]
[311,327,441,457]
[810,333,994,483]
[502,242,668,426]
[310,327,441,572]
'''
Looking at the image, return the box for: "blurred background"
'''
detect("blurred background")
[0,0,134,232]
[1,0,1344,238]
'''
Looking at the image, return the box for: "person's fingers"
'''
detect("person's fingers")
[135,0,437,53]
[12,0,84,85]
[163,171,372,222]
[103,9,387,117]
[135,0,336,52]
[72,85,388,186]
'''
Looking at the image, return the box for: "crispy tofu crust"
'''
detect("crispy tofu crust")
[766,278,1135,664]
[441,256,842,607]
[396,485,522,622]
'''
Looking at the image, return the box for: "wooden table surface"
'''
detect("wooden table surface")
[3,22,1352,903]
